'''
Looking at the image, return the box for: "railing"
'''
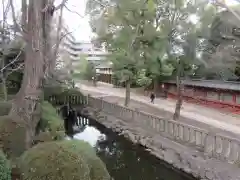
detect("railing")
[87,95,240,165]
[47,95,87,106]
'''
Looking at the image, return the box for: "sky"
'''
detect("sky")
[1,0,240,42]
[59,0,93,41]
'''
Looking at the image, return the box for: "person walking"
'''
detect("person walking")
[150,92,155,104]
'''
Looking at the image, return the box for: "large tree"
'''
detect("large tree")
[87,0,154,106]
[8,0,67,149]
[204,3,240,80]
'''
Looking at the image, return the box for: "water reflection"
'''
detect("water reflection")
[72,117,196,180]
[74,126,106,146]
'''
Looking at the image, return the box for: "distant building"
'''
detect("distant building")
[59,31,111,74]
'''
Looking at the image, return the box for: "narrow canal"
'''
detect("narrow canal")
[68,117,197,180]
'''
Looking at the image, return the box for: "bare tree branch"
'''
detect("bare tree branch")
[6,63,24,77]
[0,50,23,72]
[9,0,21,33]
[55,0,69,10]
[64,4,84,18]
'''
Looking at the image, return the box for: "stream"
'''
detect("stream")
[68,116,197,180]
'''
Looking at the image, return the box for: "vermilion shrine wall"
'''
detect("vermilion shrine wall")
[165,83,240,114]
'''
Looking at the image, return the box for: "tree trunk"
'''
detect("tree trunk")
[9,0,47,149]
[124,80,131,107]
[153,78,158,96]
[173,61,183,120]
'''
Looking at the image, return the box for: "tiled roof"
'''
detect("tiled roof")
[166,80,240,91]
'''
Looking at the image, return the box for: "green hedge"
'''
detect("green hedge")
[19,140,110,180]
[0,150,11,180]
[62,140,110,180]
[35,101,65,143]
[40,101,64,132]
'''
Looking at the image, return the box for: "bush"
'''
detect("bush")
[19,140,89,178]
[34,130,65,144]
[0,102,12,116]
[36,101,65,142]
[40,101,64,132]
[63,140,111,180]
[0,116,27,158]
[0,150,11,180]
[19,140,110,180]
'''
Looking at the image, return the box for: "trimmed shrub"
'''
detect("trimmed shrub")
[34,130,65,144]
[36,101,65,142]
[0,101,12,116]
[19,141,91,180]
[0,116,27,158]
[0,150,11,180]
[63,140,111,180]
[40,101,64,132]
[19,140,110,180]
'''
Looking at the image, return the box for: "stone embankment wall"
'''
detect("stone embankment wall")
[82,96,240,180]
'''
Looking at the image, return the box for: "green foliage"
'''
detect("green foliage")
[87,0,240,82]
[36,101,65,142]
[40,101,64,132]
[204,8,240,80]
[72,55,96,80]
[19,140,110,180]
[83,62,96,81]
[44,85,85,105]
[0,150,11,180]
[61,140,111,180]
[43,85,65,98]
[0,116,27,158]
[136,69,152,87]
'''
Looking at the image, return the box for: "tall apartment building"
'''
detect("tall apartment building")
[58,29,112,75]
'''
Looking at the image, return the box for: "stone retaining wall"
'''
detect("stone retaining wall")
[85,95,240,180]
[87,96,240,165]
